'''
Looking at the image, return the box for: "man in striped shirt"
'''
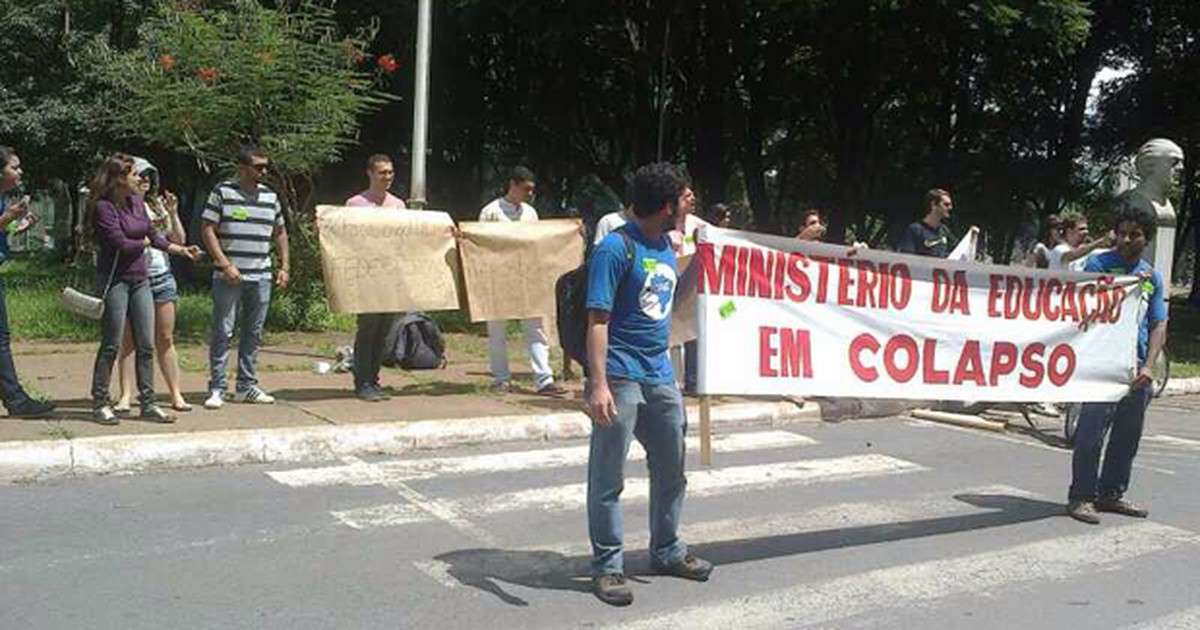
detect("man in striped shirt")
[200,146,291,408]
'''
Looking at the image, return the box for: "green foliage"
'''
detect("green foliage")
[85,0,390,176]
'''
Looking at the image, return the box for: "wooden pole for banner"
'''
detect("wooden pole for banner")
[699,395,713,466]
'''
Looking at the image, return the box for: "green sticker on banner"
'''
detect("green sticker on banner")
[719,300,737,320]
[641,258,658,273]
[684,234,696,244]
[1140,280,1154,295]
[231,208,250,221]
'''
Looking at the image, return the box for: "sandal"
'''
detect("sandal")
[171,401,193,412]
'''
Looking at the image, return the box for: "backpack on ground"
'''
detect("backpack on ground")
[382,313,447,370]
[556,227,635,367]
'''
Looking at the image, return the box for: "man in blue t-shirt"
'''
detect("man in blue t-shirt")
[584,163,712,606]
[1067,206,1168,525]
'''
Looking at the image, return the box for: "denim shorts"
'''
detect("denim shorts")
[148,271,178,304]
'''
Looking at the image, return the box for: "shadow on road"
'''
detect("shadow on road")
[432,492,1063,606]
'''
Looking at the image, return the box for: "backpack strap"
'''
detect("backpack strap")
[613,224,636,287]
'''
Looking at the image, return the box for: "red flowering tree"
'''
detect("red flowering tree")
[87,0,400,329]
[88,0,393,181]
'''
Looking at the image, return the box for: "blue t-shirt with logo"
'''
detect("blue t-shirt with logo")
[1085,250,1167,366]
[586,222,678,384]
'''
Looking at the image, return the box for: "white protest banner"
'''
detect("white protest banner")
[695,227,1142,402]
[317,206,459,314]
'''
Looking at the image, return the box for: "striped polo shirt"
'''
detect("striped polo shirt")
[201,180,285,283]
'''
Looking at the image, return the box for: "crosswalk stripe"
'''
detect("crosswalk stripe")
[527,484,1042,559]
[1122,605,1200,629]
[610,521,1198,630]
[267,430,816,488]
[1144,434,1200,450]
[411,484,1048,585]
[333,454,925,531]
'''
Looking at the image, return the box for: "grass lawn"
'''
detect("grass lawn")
[1168,298,1200,379]
[0,257,493,345]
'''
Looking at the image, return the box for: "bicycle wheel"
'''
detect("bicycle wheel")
[1152,347,1170,398]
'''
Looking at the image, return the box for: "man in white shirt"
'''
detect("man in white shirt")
[593,184,635,246]
[479,167,565,395]
[1048,211,1110,272]
[668,184,709,392]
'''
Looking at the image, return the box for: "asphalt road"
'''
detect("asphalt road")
[3,396,1199,629]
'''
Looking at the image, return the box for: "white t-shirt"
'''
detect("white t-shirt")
[479,197,538,222]
[1047,242,1087,272]
[593,211,629,245]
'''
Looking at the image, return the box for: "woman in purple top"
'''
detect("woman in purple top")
[87,154,199,425]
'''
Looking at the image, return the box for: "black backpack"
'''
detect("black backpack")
[382,313,447,370]
[556,226,635,367]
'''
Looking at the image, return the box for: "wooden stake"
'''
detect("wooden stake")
[910,408,1006,433]
[699,395,713,466]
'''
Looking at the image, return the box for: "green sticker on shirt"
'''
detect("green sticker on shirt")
[719,300,737,320]
[231,208,250,221]
[641,258,658,273]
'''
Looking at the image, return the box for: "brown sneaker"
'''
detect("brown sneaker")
[1066,500,1100,525]
[651,553,713,582]
[1095,498,1149,518]
[593,574,633,607]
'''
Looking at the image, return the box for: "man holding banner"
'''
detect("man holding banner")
[897,188,954,257]
[478,166,564,395]
[345,154,406,402]
[585,163,712,607]
[1067,206,1167,524]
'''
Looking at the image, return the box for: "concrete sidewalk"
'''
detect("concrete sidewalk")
[5,335,1197,483]
[0,335,820,482]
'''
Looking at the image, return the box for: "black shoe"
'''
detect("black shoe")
[356,386,386,403]
[1095,498,1149,518]
[651,553,713,582]
[1066,500,1101,525]
[593,574,633,606]
[93,406,120,426]
[6,398,56,419]
[140,405,176,424]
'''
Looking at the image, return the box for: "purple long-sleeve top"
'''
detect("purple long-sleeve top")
[94,195,170,285]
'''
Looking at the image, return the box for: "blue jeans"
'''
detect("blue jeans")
[209,278,271,393]
[91,280,155,408]
[587,379,688,577]
[0,280,32,409]
[1069,386,1153,501]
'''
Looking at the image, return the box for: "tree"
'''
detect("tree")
[85,0,394,328]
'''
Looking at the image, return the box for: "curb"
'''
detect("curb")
[1163,376,1200,397]
[0,400,821,483]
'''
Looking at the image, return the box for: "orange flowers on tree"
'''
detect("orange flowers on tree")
[376,54,399,74]
[196,66,217,83]
[158,54,176,71]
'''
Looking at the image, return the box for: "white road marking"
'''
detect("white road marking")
[1144,434,1200,450]
[267,430,816,487]
[335,454,925,531]
[906,420,1178,475]
[526,484,1044,559]
[1122,605,1200,629]
[412,560,462,589]
[611,522,1199,630]
[337,456,498,545]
